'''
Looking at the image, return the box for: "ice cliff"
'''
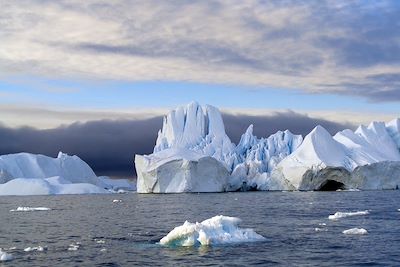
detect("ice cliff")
[135,102,400,193]
[0,152,135,195]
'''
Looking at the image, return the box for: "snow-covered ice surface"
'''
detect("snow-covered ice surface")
[159,215,266,246]
[328,210,370,220]
[0,249,13,262]
[0,152,134,195]
[10,207,51,212]
[136,102,400,192]
[342,228,368,235]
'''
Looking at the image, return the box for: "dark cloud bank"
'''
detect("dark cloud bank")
[0,112,354,178]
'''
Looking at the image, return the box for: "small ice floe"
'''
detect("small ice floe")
[159,215,266,247]
[0,249,13,262]
[117,189,127,194]
[112,199,122,203]
[398,209,400,212]
[68,242,81,251]
[100,248,107,252]
[8,247,17,250]
[343,228,368,235]
[318,223,327,226]
[24,246,46,252]
[328,210,369,220]
[10,207,51,212]
[95,239,105,244]
[314,227,328,232]
[336,188,360,192]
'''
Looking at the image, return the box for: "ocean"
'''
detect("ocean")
[1,191,399,266]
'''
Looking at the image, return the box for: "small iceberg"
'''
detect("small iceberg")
[328,210,369,220]
[343,228,368,235]
[0,249,13,262]
[24,246,46,252]
[68,242,81,251]
[159,215,266,247]
[10,207,51,212]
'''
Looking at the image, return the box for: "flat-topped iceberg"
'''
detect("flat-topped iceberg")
[0,152,133,195]
[159,215,266,246]
[135,102,400,193]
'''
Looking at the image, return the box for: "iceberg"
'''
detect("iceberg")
[328,210,369,220]
[10,207,51,212]
[135,102,400,193]
[0,152,132,195]
[277,120,400,191]
[0,249,13,262]
[135,102,302,193]
[342,228,368,235]
[159,215,266,246]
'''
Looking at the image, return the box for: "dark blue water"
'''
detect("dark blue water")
[1,191,399,266]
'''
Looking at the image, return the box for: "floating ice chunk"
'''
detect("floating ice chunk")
[100,248,107,252]
[10,207,51,212]
[112,199,122,203]
[328,210,369,220]
[95,239,106,244]
[159,215,266,247]
[24,246,46,252]
[68,243,80,251]
[343,228,368,235]
[0,249,13,262]
[314,227,328,232]
[318,223,327,226]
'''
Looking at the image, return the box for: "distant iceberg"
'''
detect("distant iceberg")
[0,152,134,196]
[135,102,400,193]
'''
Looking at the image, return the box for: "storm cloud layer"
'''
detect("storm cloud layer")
[1,1,400,101]
[0,112,354,178]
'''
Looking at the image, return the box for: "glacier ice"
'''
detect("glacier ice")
[135,102,400,193]
[0,249,13,262]
[10,207,51,212]
[0,152,133,195]
[136,102,303,193]
[328,210,369,220]
[342,228,368,235]
[159,215,266,246]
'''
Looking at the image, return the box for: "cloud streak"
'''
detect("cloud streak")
[0,111,354,178]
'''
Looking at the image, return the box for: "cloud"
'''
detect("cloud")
[0,111,354,178]
[1,1,400,101]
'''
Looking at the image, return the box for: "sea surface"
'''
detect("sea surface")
[1,191,400,266]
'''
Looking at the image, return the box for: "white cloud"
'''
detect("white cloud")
[1,1,400,101]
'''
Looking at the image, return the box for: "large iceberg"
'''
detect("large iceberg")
[277,120,400,190]
[135,102,400,193]
[0,152,134,195]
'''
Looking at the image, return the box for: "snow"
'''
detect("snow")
[0,249,13,262]
[328,210,369,220]
[10,207,51,212]
[0,152,133,195]
[159,215,266,246]
[342,228,368,235]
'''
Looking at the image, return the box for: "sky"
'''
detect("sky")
[1,0,399,178]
